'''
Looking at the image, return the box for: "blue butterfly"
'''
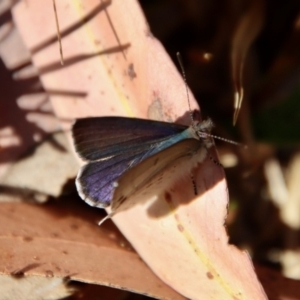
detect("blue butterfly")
[72,116,216,224]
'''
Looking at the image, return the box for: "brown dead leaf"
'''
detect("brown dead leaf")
[0,198,185,300]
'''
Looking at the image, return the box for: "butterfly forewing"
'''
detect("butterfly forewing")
[72,117,188,161]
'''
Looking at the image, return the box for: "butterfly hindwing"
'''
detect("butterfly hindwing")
[76,145,160,207]
[111,138,207,213]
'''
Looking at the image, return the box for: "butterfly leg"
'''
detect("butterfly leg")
[190,173,198,195]
[209,155,223,167]
[98,212,115,226]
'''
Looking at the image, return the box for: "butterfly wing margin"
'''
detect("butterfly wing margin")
[111,139,207,213]
[72,117,187,161]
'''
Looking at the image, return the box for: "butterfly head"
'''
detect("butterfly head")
[192,118,215,147]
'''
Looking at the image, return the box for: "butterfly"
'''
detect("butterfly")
[72,116,217,224]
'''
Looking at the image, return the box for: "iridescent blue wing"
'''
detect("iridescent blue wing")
[72,117,190,207]
[72,117,188,161]
[76,145,156,207]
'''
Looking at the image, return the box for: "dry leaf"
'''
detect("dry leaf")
[12,0,267,299]
[0,200,299,299]
[0,199,185,300]
[231,0,264,125]
[0,132,79,202]
[0,8,78,202]
[0,274,75,300]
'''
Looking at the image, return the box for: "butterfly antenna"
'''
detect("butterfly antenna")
[98,213,114,226]
[176,52,194,123]
[199,132,247,148]
[176,53,246,149]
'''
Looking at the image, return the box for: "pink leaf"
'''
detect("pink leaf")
[13,0,267,298]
